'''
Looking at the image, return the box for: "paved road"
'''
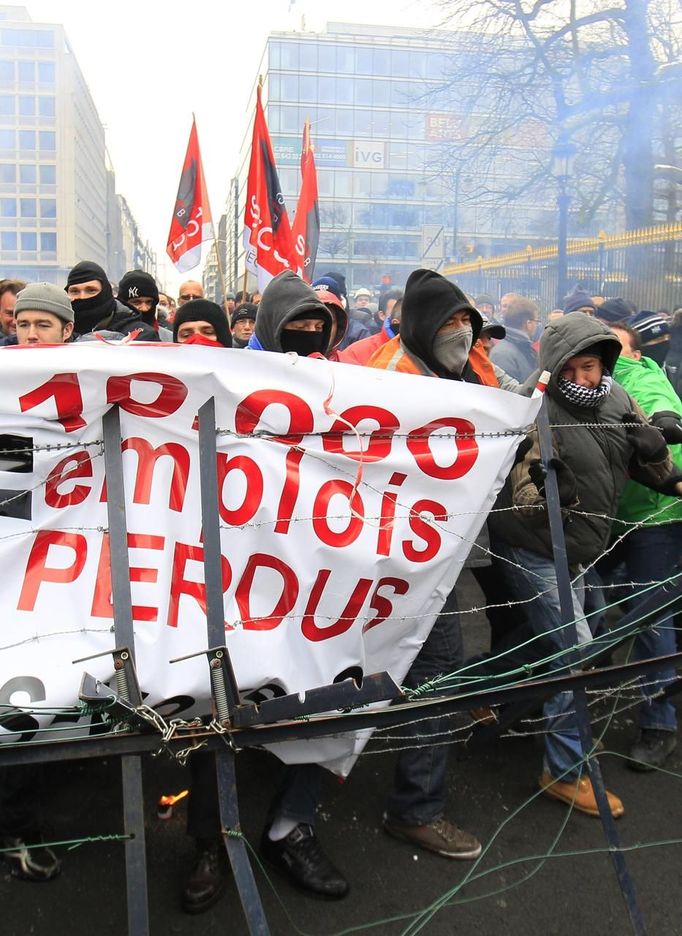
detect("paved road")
[3,572,681,936]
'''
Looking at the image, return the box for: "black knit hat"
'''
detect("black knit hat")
[118,270,159,306]
[563,286,597,315]
[173,300,232,347]
[231,302,257,325]
[596,297,636,323]
[67,260,109,288]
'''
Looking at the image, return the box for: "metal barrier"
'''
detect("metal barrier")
[443,223,682,312]
[2,399,681,934]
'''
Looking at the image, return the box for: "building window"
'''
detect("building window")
[40,231,56,252]
[1,230,17,250]
[0,197,16,216]
[0,128,14,150]
[39,164,55,184]
[0,93,13,114]
[20,231,36,251]
[0,29,55,49]
[20,197,36,217]
[281,74,298,100]
[0,163,15,182]
[279,42,299,69]
[0,60,13,82]
[299,43,317,72]
[38,96,55,117]
[40,198,56,218]
[18,94,35,116]
[17,61,34,83]
[37,62,55,83]
[18,130,35,150]
[39,131,55,151]
[19,164,36,183]
[269,41,281,69]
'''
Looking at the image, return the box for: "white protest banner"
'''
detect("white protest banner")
[0,344,541,772]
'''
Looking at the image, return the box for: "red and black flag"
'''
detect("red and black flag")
[291,121,320,284]
[166,117,213,272]
[243,85,295,289]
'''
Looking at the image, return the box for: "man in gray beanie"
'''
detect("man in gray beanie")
[14,283,74,345]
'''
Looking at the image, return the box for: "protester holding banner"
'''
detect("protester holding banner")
[183,272,347,912]
[369,268,493,860]
[490,314,682,817]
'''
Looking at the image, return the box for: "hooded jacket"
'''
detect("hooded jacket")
[368,271,498,568]
[399,269,482,380]
[247,271,332,353]
[490,314,674,565]
[612,353,682,529]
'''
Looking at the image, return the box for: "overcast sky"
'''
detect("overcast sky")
[23,0,443,292]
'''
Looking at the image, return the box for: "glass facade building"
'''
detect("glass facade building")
[228,21,594,292]
[0,5,154,285]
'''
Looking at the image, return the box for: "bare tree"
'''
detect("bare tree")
[430,0,682,230]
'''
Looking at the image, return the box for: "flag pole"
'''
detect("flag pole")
[241,76,264,302]
[188,112,229,321]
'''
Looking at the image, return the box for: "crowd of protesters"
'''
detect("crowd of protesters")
[1,263,681,916]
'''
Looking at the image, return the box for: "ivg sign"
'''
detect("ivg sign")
[352,140,385,168]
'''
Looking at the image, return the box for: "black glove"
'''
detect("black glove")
[650,410,682,445]
[528,457,578,506]
[623,413,668,463]
[643,470,682,497]
[512,435,533,467]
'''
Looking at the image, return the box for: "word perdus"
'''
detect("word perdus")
[18,370,480,638]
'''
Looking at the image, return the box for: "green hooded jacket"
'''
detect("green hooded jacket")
[612,353,682,530]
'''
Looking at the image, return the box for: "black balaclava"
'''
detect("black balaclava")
[117,270,159,328]
[66,260,115,334]
[172,300,232,347]
[280,310,329,355]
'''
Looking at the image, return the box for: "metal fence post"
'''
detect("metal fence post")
[102,405,150,936]
[535,397,646,936]
[197,397,271,936]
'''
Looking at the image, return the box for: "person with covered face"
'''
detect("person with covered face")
[247,270,332,356]
[116,270,173,341]
[172,300,232,347]
[182,273,347,914]
[489,314,682,817]
[65,261,158,341]
[368,269,503,861]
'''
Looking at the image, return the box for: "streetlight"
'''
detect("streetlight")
[552,136,577,306]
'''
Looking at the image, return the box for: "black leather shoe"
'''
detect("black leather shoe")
[260,823,349,900]
[182,840,230,914]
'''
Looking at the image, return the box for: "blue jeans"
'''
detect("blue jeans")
[495,542,590,780]
[384,587,464,825]
[619,523,681,733]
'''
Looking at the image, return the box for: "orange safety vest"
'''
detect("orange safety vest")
[368,336,499,388]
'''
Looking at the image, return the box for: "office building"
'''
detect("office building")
[0,5,154,285]
[229,21,613,293]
